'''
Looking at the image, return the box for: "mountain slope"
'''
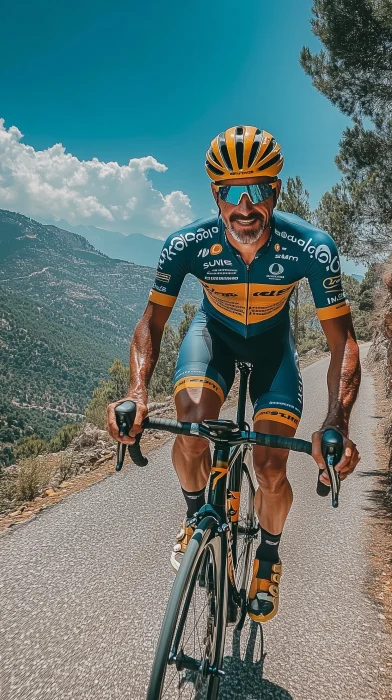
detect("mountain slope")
[42,218,164,267]
[0,210,201,458]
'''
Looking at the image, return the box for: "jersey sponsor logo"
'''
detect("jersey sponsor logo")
[274,243,281,252]
[269,263,284,276]
[195,226,218,242]
[275,253,298,262]
[203,260,233,269]
[323,275,342,290]
[253,284,293,297]
[275,231,340,273]
[155,270,171,283]
[158,226,219,268]
[197,248,210,258]
[158,232,196,267]
[210,243,223,255]
[153,284,167,292]
[327,292,345,305]
[203,282,238,297]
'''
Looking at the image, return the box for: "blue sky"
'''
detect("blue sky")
[0,0,364,274]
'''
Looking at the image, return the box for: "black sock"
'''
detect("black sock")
[256,528,282,569]
[181,487,206,518]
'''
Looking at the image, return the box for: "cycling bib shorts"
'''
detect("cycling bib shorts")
[174,309,303,428]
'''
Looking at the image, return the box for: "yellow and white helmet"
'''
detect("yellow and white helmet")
[205,126,284,181]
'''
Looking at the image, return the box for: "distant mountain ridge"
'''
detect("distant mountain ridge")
[42,217,164,268]
[0,209,201,458]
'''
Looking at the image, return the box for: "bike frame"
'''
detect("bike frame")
[207,361,251,522]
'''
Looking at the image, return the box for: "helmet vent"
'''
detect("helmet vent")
[248,131,263,167]
[206,161,224,177]
[208,149,221,166]
[259,138,276,161]
[218,137,233,170]
[257,152,282,171]
[235,140,244,170]
[236,127,244,135]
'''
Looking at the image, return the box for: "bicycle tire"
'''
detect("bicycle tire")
[146,515,227,700]
[228,448,257,596]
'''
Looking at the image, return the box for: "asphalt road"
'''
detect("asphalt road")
[0,345,390,700]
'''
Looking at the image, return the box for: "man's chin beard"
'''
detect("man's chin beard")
[227,221,264,245]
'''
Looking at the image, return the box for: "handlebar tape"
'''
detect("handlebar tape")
[128,434,148,467]
[255,433,312,454]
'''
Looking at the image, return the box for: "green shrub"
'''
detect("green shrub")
[47,423,82,452]
[14,435,46,461]
[15,457,53,501]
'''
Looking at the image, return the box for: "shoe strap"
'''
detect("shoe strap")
[256,559,282,580]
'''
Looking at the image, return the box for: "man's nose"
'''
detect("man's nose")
[236,193,255,215]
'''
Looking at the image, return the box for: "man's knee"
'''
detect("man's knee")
[174,433,210,460]
[253,446,289,494]
[174,388,222,460]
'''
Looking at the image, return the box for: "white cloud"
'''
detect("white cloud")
[0,118,193,235]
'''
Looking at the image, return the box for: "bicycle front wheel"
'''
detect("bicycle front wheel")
[228,447,258,597]
[146,516,227,700]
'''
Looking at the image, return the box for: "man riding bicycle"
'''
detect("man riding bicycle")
[108,126,361,623]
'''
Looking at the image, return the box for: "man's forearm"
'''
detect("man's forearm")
[128,315,164,398]
[322,335,361,436]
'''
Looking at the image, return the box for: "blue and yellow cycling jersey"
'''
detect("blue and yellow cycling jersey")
[149,211,350,338]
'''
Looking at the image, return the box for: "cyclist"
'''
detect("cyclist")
[108,126,361,623]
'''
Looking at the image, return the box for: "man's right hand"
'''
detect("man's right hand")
[107,395,148,445]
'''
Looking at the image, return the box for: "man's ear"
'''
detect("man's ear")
[211,183,219,204]
[273,179,282,206]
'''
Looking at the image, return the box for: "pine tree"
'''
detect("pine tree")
[301,0,392,258]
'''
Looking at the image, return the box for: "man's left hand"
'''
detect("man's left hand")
[311,430,361,486]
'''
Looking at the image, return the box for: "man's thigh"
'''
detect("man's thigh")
[173,310,236,420]
[250,329,303,434]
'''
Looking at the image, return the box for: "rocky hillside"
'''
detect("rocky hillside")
[0,209,201,453]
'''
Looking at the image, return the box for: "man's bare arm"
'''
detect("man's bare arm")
[311,313,361,483]
[320,314,361,436]
[128,301,172,398]
[107,301,172,442]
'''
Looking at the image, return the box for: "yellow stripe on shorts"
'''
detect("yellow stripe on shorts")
[254,407,300,429]
[173,376,224,403]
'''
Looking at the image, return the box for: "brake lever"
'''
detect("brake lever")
[115,401,137,471]
[317,429,343,508]
[114,401,148,470]
[116,442,127,472]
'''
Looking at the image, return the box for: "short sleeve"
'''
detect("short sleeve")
[306,232,351,321]
[148,231,190,308]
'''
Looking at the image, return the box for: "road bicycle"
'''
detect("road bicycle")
[115,361,342,700]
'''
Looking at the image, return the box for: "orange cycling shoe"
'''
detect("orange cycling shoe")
[247,558,282,623]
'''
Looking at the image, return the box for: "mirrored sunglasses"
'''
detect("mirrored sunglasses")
[217,183,274,206]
